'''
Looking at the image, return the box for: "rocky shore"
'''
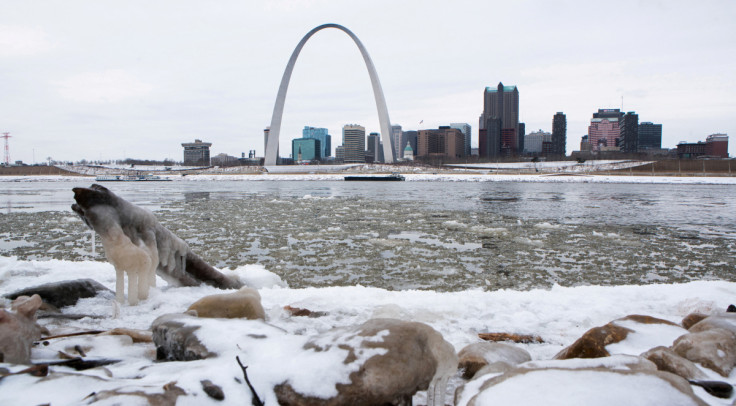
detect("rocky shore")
[2,272,736,405]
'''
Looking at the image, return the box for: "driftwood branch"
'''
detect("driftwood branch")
[39,330,105,341]
[236,356,265,406]
[478,332,544,344]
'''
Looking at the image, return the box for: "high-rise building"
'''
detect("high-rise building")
[342,124,365,163]
[479,118,502,159]
[552,112,567,157]
[518,122,525,155]
[588,109,624,151]
[292,138,321,162]
[390,125,403,161]
[620,111,639,153]
[182,139,212,166]
[263,127,270,158]
[416,127,465,159]
[638,122,662,151]
[479,82,520,156]
[302,126,331,159]
[450,123,472,157]
[366,132,380,163]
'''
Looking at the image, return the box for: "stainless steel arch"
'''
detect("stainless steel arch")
[265,23,394,165]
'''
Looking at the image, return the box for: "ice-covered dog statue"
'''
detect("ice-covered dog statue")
[72,184,242,305]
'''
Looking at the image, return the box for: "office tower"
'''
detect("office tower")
[263,127,270,158]
[292,138,321,162]
[416,126,465,159]
[302,126,331,158]
[479,82,520,156]
[518,122,525,155]
[638,122,662,150]
[390,125,403,161]
[620,111,639,153]
[182,139,212,166]
[479,118,502,158]
[450,123,472,157]
[552,112,567,156]
[342,124,365,163]
[366,132,380,163]
[588,109,624,151]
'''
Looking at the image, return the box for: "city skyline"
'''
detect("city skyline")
[1,1,734,163]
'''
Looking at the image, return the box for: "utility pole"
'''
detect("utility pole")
[2,132,11,166]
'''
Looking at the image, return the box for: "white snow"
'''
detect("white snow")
[460,369,702,406]
[1,256,736,405]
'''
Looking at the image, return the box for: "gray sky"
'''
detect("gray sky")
[1,0,734,163]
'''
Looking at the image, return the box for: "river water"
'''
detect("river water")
[1,179,735,291]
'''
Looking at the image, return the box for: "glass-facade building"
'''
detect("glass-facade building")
[292,138,321,162]
[302,126,331,159]
[638,122,662,151]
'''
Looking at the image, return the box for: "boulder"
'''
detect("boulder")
[555,315,684,360]
[458,342,531,379]
[456,368,708,406]
[187,287,265,320]
[274,318,457,406]
[4,279,113,308]
[672,328,736,377]
[682,313,708,330]
[0,295,44,364]
[641,346,708,380]
[151,313,214,361]
[554,321,631,359]
[688,313,736,335]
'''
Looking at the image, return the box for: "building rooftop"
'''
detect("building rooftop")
[486,85,517,92]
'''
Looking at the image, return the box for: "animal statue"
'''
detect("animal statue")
[72,184,242,305]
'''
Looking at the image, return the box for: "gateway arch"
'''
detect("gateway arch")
[264,23,394,166]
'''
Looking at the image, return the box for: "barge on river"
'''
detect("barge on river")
[344,172,405,181]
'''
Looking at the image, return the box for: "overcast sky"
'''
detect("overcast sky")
[1,0,734,163]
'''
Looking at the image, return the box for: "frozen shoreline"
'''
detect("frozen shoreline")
[1,256,736,405]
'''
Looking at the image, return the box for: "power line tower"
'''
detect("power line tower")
[1,132,11,166]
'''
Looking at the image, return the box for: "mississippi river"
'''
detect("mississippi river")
[1,178,735,291]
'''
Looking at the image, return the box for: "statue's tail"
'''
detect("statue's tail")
[185,251,243,290]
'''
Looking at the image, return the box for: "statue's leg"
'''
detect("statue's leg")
[128,270,139,306]
[138,261,150,301]
[115,267,125,303]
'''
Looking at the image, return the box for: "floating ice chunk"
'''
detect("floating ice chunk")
[443,221,468,231]
[534,222,561,230]
[470,226,507,237]
[514,237,544,247]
